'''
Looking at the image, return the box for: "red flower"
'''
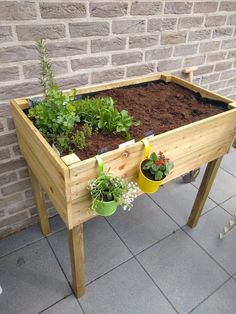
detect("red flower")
[155,160,164,165]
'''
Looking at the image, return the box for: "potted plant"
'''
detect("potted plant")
[138,140,174,193]
[88,157,138,216]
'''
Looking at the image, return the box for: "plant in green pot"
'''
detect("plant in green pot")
[138,140,174,193]
[88,157,138,216]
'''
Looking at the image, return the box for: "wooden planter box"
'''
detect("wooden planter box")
[11,73,236,297]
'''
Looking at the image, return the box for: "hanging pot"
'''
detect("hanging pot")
[92,156,118,217]
[137,139,163,194]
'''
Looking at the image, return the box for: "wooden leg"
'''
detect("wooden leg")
[187,157,223,228]
[68,224,85,298]
[29,168,51,236]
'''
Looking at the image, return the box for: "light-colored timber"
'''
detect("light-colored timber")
[10,73,236,298]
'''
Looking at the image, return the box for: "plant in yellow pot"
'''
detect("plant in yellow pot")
[138,149,174,194]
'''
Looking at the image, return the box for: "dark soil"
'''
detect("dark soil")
[76,81,226,160]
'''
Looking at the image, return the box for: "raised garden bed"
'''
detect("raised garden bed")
[11,73,236,298]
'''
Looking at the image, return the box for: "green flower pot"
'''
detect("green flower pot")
[93,199,118,217]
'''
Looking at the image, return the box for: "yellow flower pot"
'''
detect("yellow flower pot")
[138,163,163,193]
[137,139,163,194]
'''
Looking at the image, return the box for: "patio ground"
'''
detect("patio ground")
[0,149,236,314]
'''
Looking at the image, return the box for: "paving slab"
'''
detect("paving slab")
[192,166,236,204]
[137,229,229,314]
[48,216,132,284]
[107,194,179,255]
[0,239,71,314]
[0,215,65,258]
[220,195,236,215]
[191,279,236,314]
[149,179,216,226]
[183,206,236,275]
[41,295,82,314]
[80,258,176,314]
[221,149,236,177]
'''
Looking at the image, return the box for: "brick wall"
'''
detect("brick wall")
[0,0,236,238]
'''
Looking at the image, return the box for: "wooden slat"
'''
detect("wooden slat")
[62,154,81,166]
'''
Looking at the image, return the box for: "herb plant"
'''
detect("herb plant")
[88,173,138,211]
[142,151,174,181]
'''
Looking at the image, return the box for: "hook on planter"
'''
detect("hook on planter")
[141,138,151,159]
[95,155,104,177]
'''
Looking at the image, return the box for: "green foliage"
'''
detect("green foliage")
[82,123,92,138]
[74,97,139,136]
[28,86,79,138]
[36,39,54,96]
[71,130,86,151]
[143,151,174,181]
[54,135,72,153]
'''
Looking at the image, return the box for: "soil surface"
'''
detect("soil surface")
[76,81,226,160]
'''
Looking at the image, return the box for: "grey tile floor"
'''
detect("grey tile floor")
[0,149,236,314]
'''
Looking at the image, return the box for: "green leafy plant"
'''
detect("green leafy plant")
[88,173,138,211]
[82,123,92,138]
[71,130,86,151]
[142,151,174,181]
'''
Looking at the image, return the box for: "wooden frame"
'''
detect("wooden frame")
[10,73,236,298]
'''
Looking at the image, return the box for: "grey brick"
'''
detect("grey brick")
[145,47,173,61]
[112,52,143,66]
[207,51,227,62]
[222,39,236,49]
[227,14,236,25]
[174,44,198,57]
[227,77,236,87]
[209,80,228,91]
[0,172,17,187]
[161,31,187,45]
[131,2,162,15]
[220,69,236,80]
[91,68,125,84]
[1,178,31,196]
[112,20,145,34]
[0,1,37,20]
[184,55,206,67]
[147,18,177,32]
[71,56,109,70]
[91,37,126,53]
[202,73,220,84]
[194,2,218,13]
[8,198,35,215]
[215,61,233,71]
[16,24,66,41]
[188,30,211,42]
[178,17,204,29]
[55,73,88,90]
[0,158,26,175]
[127,63,155,77]
[0,132,17,147]
[217,86,234,96]
[12,145,21,157]
[0,81,41,101]
[0,66,19,82]
[46,41,87,58]
[19,168,29,179]
[0,212,28,229]
[40,2,86,19]
[0,148,10,161]
[228,50,236,59]
[23,61,68,79]
[205,15,226,27]
[0,210,4,218]
[129,35,159,49]
[90,2,127,17]
[69,22,109,37]
[0,121,4,132]
[219,1,236,11]
[164,2,193,14]
[157,59,182,72]
[0,26,13,43]
[0,193,23,209]
[199,41,221,53]
[0,45,37,63]
[194,65,214,76]
[7,118,15,131]
[213,27,233,38]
